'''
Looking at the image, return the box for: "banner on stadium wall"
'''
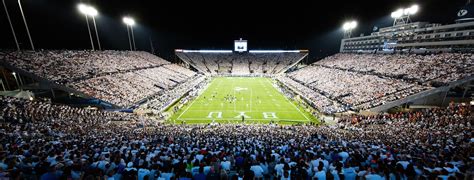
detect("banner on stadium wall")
[456,4,474,22]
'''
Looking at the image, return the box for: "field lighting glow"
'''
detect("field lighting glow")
[179,50,233,53]
[176,50,302,53]
[342,21,357,31]
[391,5,419,18]
[123,17,135,26]
[249,50,302,53]
[78,4,98,16]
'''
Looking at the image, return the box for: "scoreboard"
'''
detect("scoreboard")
[234,39,247,52]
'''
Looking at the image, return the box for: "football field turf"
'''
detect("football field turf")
[169,77,318,124]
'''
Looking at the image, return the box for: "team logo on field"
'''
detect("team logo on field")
[207,112,222,118]
[235,87,248,91]
[234,112,251,118]
[263,112,278,119]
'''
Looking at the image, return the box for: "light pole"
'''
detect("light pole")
[131,24,136,50]
[17,0,34,51]
[126,24,132,50]
[92,15,101,50]
[3,0,20,51]
[343,20,357,38]
[12,72,20,90]
[123,17,136,50]
[149,36,155,54]
[17,73,23,86]
[78,4,100,50]
[0,79,5,91]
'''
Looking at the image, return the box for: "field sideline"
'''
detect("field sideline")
[169,77,318,125]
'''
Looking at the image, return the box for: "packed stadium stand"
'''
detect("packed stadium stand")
[0,96,142,123]
[1,49,471,113]
[277,76,348,114]
[1,95,472,179]
[0,50,201,107]
[176,51,307,75]
[0,1,474,179]
[316,53,473,85]
[2,50,170,84]
[0,1,474,180]
[283,52,473,112]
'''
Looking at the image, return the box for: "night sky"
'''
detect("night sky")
[0,0,469,63]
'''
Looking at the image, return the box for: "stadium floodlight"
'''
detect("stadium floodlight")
[408,4,419,15]
[11,72,20,89]
[391,5,419,25]
[343,22,351,31]
[391,8,404,18]
[123,16,136,51]
[342,20,357,38]
[78,4,98,16]
[78,3,101,50]
[88,7,98,16]
[350,21,357,29]
[123,17,135,26]
[342,21,357,31]
[249,50,301,53]
[78,4,87,14]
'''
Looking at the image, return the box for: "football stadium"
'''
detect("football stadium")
[0,0,473,179]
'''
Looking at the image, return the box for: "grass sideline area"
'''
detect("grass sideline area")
[169,77,319,125]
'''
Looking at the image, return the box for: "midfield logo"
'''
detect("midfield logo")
[234,87,248,91]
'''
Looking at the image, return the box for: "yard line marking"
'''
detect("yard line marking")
[265,78,310,121]
[177,78,211,119]
[233,79,236,112]
[174,77,312,123]
[179,109,300,112]
[177,118,308,122]
[249,87,252,112]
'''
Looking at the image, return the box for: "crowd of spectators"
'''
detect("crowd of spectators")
[1,50,197,107]
[277,76,348,114]
[70,65,197,107]
[138,75,207,113]
[0,96,142,123]
[0,96,472,179]
[315,53,473,85]
[287,65,431,110]
[176,52,306,75]
[285,53,473,111]
[1,50,170,84]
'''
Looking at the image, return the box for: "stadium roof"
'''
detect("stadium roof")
[175,49,309,53]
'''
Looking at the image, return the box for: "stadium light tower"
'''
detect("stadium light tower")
[17,0,34,51]
[78,4,101,50]
[391,4,419,26]
[89,7,101,51]
[123,16,136,51]
[2,0,20,51]
[342,21,357,38]
[11,72,20,90]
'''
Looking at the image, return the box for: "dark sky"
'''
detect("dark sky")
[0,0,468,63]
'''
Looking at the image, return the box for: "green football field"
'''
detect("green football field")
[169,77,318,124]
